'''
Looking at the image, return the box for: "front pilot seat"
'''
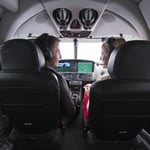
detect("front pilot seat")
[89,40,150,141]
[0,39,61,148]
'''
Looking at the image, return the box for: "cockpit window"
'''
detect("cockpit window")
[60,41,74,59]
[78,40,102,62]
[59,35,140,62]
[60,39,102,62]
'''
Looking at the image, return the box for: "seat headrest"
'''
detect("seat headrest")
[0,39,45,71]
[108,40,150,80]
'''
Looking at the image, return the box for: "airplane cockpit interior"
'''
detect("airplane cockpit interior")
[0,0,150,150]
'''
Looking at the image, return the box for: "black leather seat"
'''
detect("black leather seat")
[89,40,150,141]
[0,39,61,147]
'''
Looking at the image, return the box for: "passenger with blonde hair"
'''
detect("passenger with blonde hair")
[83,37,126,121]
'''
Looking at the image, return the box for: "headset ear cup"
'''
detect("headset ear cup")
[43,49,52,61]
[108,38,115,57]
[49,50,52,60]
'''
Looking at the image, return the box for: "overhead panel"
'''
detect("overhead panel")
[41,0,107,38]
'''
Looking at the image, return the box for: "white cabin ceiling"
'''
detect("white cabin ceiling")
[0,0,149,42]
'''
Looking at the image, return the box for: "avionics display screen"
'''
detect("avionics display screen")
[57,60,93,73]
[57,62,71,72]
[78,62,93,73]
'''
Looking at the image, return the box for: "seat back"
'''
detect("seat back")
[0,39,60,134]
[89,40,150,141]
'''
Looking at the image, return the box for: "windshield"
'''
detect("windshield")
[60,41,74,59]
[59,35,141,62]
[60,39,102,63]
[78,39,102,62]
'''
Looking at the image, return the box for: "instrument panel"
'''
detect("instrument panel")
[56,59,95,81]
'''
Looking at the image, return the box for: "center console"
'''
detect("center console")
[57,59,95,113]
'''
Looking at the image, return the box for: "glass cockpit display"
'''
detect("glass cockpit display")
[57,60,93,73]
[57,62,71,72]
[77,62,92,73]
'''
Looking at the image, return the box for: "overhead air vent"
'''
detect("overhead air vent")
[53,8,72,29]
[79,8,98,29]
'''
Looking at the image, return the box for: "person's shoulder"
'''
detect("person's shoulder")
[44,65,60,77]
[97,69,111,81]
[100,73,111,80]
[45,65,58,74]
[44,65,67,83]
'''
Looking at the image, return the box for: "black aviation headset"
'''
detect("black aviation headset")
[35,33,53,61]
[107,37,116,58]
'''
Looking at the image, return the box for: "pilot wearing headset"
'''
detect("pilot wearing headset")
[34,33,76,124]
[83,37,126,121]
